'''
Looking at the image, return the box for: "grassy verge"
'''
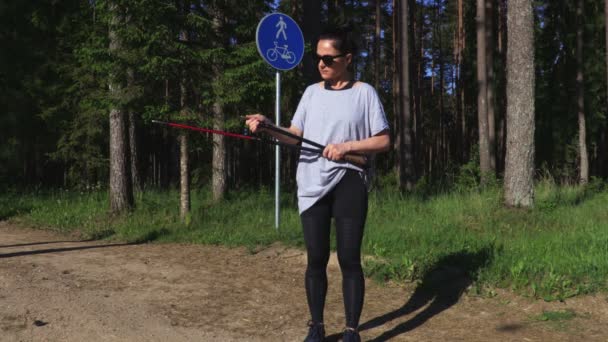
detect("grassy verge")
[1,180,607,301]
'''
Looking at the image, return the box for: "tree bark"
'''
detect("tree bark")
[486,0,496,172]
[179,77,190,221]
[179,131,190,219]
[127,69,141,193]
[392,0,401,170]
[410,0,421,177]
[211,14,226,202]
[476,0,491,183]
[179,2,191,222]
[577,0,589,184]
[497,0,508,174]
[504,0,535,208]
[374,0,381,90]
[128,109,140,193]
[459,0,467,162]
[211,108,227,202]
[303,0,322,84]
[108,3,134,213]
[437,1,446,169]
[456,0,464,163]
[109,108,133,213]
[399,0,415,190]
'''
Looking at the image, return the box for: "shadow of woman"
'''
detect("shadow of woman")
[325,248,492,342]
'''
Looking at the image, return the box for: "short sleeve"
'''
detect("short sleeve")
[291,86,312,132]
[367,86,390,136]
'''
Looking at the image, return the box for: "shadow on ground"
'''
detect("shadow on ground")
[0,240,93,248]
[0,242,141,258]
[0,225,173,258]
[326,247,493,342]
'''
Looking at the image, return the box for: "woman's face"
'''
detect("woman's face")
[315,39,352,82]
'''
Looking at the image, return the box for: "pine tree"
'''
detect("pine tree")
[504,0,534,207]
[108,1,134,213]
[476,0,491,184]
[576,0,589,184]
[398,0,415,190]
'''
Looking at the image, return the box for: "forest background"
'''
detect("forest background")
[1,0,607,300]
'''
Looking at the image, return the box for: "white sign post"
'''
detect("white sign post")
[256,13,304,231]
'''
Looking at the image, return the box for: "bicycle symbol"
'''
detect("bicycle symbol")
[266,41,296,64]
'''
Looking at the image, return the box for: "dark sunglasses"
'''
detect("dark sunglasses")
[313,53,347,66]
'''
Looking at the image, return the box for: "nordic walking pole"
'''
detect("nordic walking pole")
[153,120,368,168]
[151,120,325,154]
[257,121,369,168]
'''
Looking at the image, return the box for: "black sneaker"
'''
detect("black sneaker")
[342,327,361,342]
[304,321,325,342]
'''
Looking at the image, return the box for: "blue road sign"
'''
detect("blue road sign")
[256,13,304,71]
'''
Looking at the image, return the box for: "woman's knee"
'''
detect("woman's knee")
[337,250,362,276]
[307,249,330,274]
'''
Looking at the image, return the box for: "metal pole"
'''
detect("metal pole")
[275,71,281,231]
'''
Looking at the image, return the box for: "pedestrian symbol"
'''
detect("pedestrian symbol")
[256,13,304,71]
[275,16,288,40]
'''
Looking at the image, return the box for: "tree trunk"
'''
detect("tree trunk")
[486,0,496,172]
[179,3,191,222]
[437,1,446,169]
[128,109,141,193]
[211,12,227,202]
[410,0,421,178]
[108,3,133,214]
[374,0,381,90]
[303,0,322,84]
[577,0,589,184]
[399,0,415,190]
[476,0,491,183]
[392,0,401,170]
[179,132,190,220]
[211,103,226,202]
[497,0,508,174]
[459,0,467,162]
[179,76,190,222]
[504,0,534,208]
[110,107,133,213]
[127,68,141,193]
[456,0,464,163]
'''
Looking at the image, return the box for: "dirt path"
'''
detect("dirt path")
[1,221,607,342]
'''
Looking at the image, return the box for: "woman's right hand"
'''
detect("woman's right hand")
[245,114,269,133]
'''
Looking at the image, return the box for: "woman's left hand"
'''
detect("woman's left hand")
[323,142,352,161]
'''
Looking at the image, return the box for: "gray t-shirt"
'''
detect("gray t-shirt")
[291,82,389,214]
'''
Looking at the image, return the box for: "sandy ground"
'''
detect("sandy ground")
[1,221,607,342]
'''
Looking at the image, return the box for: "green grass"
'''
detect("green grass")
[365,183,608,300]
[530,309,580,332]
[533,309,577,322]
[1,180,607,301]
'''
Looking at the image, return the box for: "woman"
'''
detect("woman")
[245,28,390,342]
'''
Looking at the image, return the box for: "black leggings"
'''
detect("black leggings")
[300,169,368,328]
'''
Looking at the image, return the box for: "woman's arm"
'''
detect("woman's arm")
[323,130,390,161]
[245,114,302,145]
